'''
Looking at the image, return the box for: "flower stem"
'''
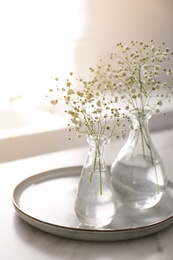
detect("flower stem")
[89,140,103,195]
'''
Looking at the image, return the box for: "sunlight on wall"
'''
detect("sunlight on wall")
[0,0,86,110]
[0,0,173,110]
[74,0,173,77]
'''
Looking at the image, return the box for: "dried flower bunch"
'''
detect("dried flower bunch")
[90,40,173,115]
[49,72,126,140]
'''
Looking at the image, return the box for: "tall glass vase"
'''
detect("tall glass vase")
[111,110,167,210]
[75,135,117,228]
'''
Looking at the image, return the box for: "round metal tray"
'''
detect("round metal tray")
[12,166,173,241]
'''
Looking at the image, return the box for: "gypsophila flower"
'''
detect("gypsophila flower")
[48,71,127,141]
[167,70,173,76]
[48,40,173,145]
[89,40,173,115]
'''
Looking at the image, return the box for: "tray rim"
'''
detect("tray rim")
[12,166,173,241]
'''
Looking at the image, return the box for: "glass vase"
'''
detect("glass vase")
[75,134,117,228]
[111,110,167,210]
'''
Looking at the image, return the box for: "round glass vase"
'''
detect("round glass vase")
[74,134,117,228]
[111,110,167,210]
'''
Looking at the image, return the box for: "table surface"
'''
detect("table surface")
[1,128,173,260]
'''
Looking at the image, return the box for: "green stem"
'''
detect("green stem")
[98,148,103,195]
[89,140,103,195]
[142,124,160,194]
[132,115,159,194]
[139,122,146,159]
[89,148,97,182]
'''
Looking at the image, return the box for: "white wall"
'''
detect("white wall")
[0,0,173,109]
[0,0,85,108]
[74,0,173,77]
[0,1,173,163]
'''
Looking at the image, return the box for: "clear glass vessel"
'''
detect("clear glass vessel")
[75,135,117,228]
[111,110,167,210]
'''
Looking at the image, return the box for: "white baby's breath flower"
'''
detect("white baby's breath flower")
[96,108,103,113]
[118,82,123,88]
[131,88,136,93]
[106,125,111,130]
[130,52,135,57]
[161,82,168,88]
[132,60,137,66]
[142,64,149,70]
[167,70,173,76]
[155,50,161,56]
[163,51,168,56]
[124,45,130,51]
[67,88,74,95]
[151,46,156,52]
[157,100,163,106]
[154,65,161,71]
[155,83,161,89]
[121,71,126,77]
[161,54,167,61]
[143,70,148,77]
[116,59,122,65]
[120,130,126,139]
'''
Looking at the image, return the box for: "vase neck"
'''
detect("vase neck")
[87,135,109,150]
[129,110,152,128]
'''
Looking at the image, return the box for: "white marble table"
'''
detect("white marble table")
[1,128,173,260]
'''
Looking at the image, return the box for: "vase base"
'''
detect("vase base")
[118,193,164,210]
[75,212,115,228]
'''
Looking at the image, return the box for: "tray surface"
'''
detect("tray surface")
[13,166,173,241]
